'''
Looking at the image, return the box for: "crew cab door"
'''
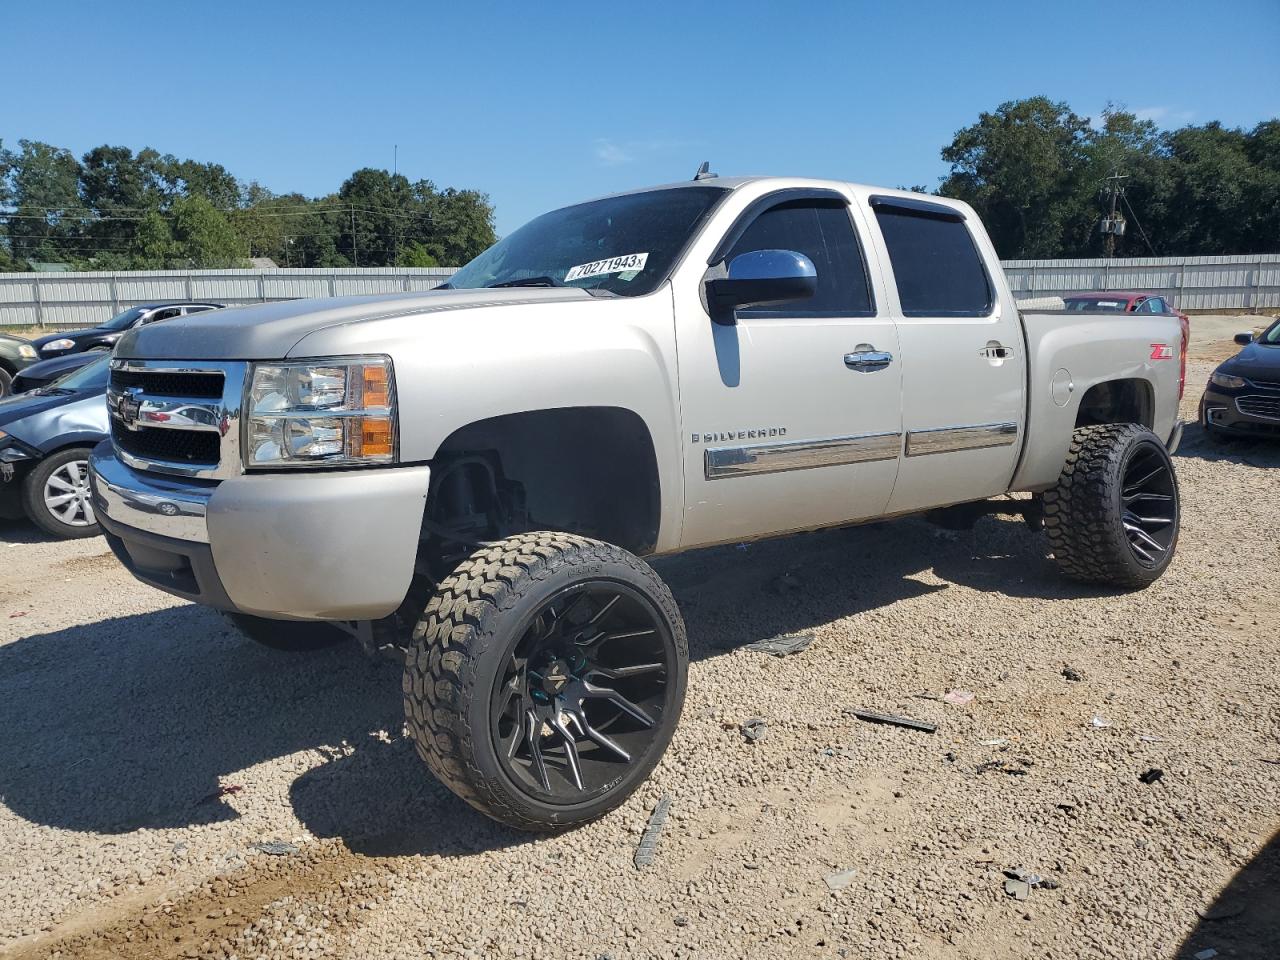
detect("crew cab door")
[863,195,1025,514]
[674,189,902,548]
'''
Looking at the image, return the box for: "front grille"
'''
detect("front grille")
[1248,378,1280,391]
[111,368,225,399]
[113,423,221,464]
[1237,395,1280,421]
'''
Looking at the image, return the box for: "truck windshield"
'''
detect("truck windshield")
[446,186,729,297]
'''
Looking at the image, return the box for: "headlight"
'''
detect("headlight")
[43,338,76,352]
[17,345,37,360]
[1210,371,1247,389]
[245,357,396,468]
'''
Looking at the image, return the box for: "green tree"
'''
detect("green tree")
[5,140,83,264]
[170,196,245,267]
[938,97,1094,259]
[396,240,439,267]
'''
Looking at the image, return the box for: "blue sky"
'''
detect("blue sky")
[5,0,1277,236]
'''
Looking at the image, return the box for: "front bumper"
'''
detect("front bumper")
[1200,387,1280,437]
[89,442,430,620]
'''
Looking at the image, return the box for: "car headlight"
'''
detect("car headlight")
[245,357,397,468]
[1210,371,1247,389]
[17,344,37,360]
[43,338,76,352]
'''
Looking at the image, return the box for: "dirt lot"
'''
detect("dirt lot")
[1,346,1277,960]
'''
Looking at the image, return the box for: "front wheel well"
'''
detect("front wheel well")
[422,407,662,567]
[1074,378,1155,430]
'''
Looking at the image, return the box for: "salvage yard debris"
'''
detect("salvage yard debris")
[249,840,300,856]
[823,867,859,891]
[943,690,975,706]
[744,632,815,657]
[633,794,672,869]
[846,708,937,734]
[739,717,769,742]
[1138,768,1165,785]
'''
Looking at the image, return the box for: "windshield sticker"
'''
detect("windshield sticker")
[564,252,649,283]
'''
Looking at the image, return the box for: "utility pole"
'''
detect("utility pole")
[1100,169,1128,258]
[350,204,358,267]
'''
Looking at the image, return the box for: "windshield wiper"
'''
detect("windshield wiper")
[486,276,562,288]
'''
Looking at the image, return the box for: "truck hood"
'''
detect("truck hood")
[114,288,597,360]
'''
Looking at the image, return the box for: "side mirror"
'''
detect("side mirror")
[1234,332,1255,345]
[706,249,817,323]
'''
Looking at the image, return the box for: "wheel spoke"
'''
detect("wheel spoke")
[589,661,666,680]
[46,475,75,493]
[1122,465,1165,493]
[1123,490,1172,504]
[525,710,551,790]
[1123,521,1167,554]
[586,594,621,626]
[548,714,584,790]
[567,705,632,762]
[45,492,77,508]
[66,461,82,484]
[581,679,655,727]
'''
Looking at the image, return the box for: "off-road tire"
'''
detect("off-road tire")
[22,446,100,539]
[224,613,349,652]
[1043,424,1180,588]
[403,532,688,832]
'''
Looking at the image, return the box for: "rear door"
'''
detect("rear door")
[864,195,1025,514]
[674,189,902,548]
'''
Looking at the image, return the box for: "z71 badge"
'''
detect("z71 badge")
[1150,343,1174,360]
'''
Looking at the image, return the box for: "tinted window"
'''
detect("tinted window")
[874,207,992,317]
[53,355,110,391]
[101,307,148,331]
[725,201,873,316]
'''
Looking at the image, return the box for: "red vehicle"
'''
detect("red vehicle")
[1063,291,1191,400]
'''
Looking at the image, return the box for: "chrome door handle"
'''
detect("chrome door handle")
[844,350,893,372]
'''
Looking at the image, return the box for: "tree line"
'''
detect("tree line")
[2,99,1276,271]
[0,141,496,271]
[932,97,1279,260]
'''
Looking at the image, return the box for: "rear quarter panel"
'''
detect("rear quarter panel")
[1012,311,1183,491]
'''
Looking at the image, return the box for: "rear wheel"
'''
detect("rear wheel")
[224,613,349,652]
[403,532,687,831]
[1044,424,1180,588]
[22,447,100,539]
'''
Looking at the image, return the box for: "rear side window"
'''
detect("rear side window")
[726,200,874,316]
[872,203,992,317]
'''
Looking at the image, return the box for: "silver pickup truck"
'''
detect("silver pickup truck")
[89,175,1186,831]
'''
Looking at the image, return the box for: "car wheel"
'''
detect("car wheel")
[403,532,688,831]
[0,368,12,398]
[1043,424,1180,588]
[21,447,101,539]
[223,613,350,652]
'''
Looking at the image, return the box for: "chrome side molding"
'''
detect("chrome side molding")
[705,432,901,480]
[904,421,1018,458]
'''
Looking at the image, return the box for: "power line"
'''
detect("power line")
[1118,190,1158,256]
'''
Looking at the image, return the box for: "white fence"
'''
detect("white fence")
[1,255,1277,329]
[0,267,459,328]
[1001,254,1280,313]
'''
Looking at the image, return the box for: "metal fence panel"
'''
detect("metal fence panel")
[1,258,1275,330]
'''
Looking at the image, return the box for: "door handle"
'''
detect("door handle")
[844,349,893,372]
[981,343,1014,360]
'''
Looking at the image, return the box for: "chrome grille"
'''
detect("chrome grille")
[1236,395,1280,421]
[108,359,247,480]
[110,368,225,399]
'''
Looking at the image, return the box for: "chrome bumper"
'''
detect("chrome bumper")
[89,442,431,621]
[90,442,213,542]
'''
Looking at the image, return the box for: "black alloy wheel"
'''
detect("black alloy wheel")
[1118,442,1178,566]
[490,580,678,801]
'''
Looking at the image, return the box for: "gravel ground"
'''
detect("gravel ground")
[1,350,1277,960]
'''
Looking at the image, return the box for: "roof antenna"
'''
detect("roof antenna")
[693,161,717,181]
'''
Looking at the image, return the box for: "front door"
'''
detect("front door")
[675,191,903,549]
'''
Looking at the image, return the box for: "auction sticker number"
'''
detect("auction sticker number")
[564,252,649,283]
